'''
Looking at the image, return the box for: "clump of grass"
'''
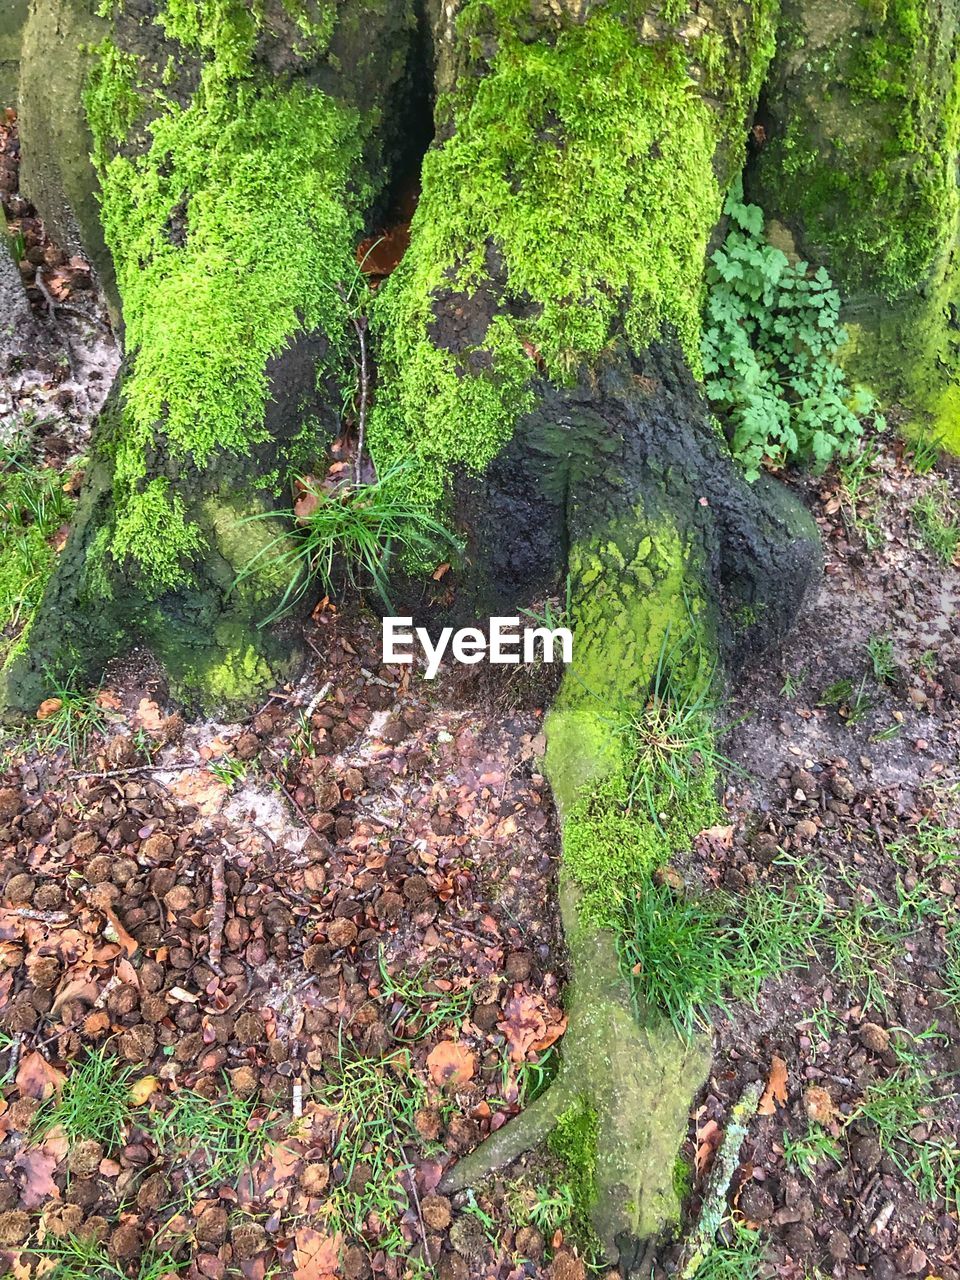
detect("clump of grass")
[0,436,74,656]
[32,1048,133,1149]
[866,634,896,684]
[692,1220,766,1280]
[319,1038,427,1258]
[783,1123,843,1179]
[907,433,942,475]
[912,487,960,565]
[29,1234,183,1280]
[818,674,871,725]
[377,950,473,1041]
[34,672,109,764]
[618,872,824,1036]
[618,637,728,836]
[236,461,459,621]
[149,1082,269,1191]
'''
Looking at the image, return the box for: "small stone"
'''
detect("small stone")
[895,1243,927,1274]
[421,1195,452,1231]
[831,774,856,802]
[858,1022,890,1054]
[549,1249,587,1280]
[516,1225,544,1261]
[300,1163,330,1196]
[235,1012,265,1044]
[342,1244,370,1279]
[196,1206,229,1245]
[850,1133,881,1172]
[828,1230,852,1261]
[68,1139,103,1178]
[738,1183,775,1222]
[795,819,818,841]
[802,1085,835,1124]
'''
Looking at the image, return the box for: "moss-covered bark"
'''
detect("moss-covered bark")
[374,0,821,1258]
[0,0,27,108]
[746,0,960,451]
[3,0,418,713]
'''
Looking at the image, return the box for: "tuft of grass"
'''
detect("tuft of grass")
[912,488,960,565]
[377,950,473,1041]
[318,1038,427,1258]
[618,872,824,1036]
[34,672,109,764]
[149,1082,270,1192]
[866,634,896,684]
[618,638,728,837]
[783,1123,843,1180]
[0,437,75,658]
[692,1220,766,1280]
[908,433,942,475]
[818,675,871,725]
[209,755,248,787]
[29,1234,183,1280]
[235,460,459,621]
[529,1182,577,1235]
[32,1048,134,1149]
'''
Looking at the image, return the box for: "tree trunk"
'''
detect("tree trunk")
[368,0,820,1257]
[746,0,960,452]
[6,0,957,1263]
[2,0,419,712]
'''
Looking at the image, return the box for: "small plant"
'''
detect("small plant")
[818,675,871,725]
[617,633,727,837]
[318,1038,427,1258]
[618,872,824,1036]
[691,1219,766,1280]
[783,1123,843,1179]
[32,1048,134,1149]
[519,574,573,633]
[210,755,248,787]
[236,461,459,621]
[907,433,942,475]
[779,668,806,699]
[29,1235,184,1280]
[529,1182,577,1235]
[149,1082,270,1191]
[912,487,960,565]
[377,950,473,1041]
[702,181,881,481]
[866,635,896,684]
[34,673,109,764]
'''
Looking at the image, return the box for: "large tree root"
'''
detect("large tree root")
[442,882,712,1260]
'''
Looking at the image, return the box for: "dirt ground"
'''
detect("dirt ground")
[2,104,960,1280]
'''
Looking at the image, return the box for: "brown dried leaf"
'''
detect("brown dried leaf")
[426,1040,476,1088]
[757,1054,788,1115]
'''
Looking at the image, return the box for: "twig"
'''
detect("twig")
[208,853,226,973]
[352,312,369,485]
[68,761,200,780]
[679,1079,763,1278]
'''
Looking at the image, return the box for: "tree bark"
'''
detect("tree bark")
[746,0,960,452]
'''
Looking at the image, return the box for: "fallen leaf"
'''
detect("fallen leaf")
[135,698,165,733]
[129,1076,159,1105]
[758,1054,788,1115]
[498,991,548,1062]
[16,1051,66,1101]
[698,824,734,847]
[431,562,450,581]
[426,1041,475,1088]
[13,1146,60,1207]
[293,1226,341,1280]
[695,1117,721,1175]
[36,698,62,722]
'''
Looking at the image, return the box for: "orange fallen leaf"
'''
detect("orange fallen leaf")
[15,1050,66,1101]
[758,1054,788,1115]
[699,824,734,846]
[293,1226,341,1280]
[432,562,450,581]
[695,1117,721,1175]
[426,1041,475,1088]
[36,698,62,722]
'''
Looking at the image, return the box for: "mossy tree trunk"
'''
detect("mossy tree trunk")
[3,0,419,712]
[5,0,958,1259]
[746,0,960,451]
[371,0,821,1258]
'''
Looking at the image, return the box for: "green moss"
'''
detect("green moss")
[370,0,750,517]
[672,1154,693,1203]
[83,1,364,594]
[548,1095,600,1234]
[82,38,144,168]
[754,0,960,301]
[545,519,720,928]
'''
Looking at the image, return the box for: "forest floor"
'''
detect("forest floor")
[3,110,960,1280]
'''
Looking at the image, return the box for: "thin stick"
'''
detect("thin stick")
[208,853,226,973]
